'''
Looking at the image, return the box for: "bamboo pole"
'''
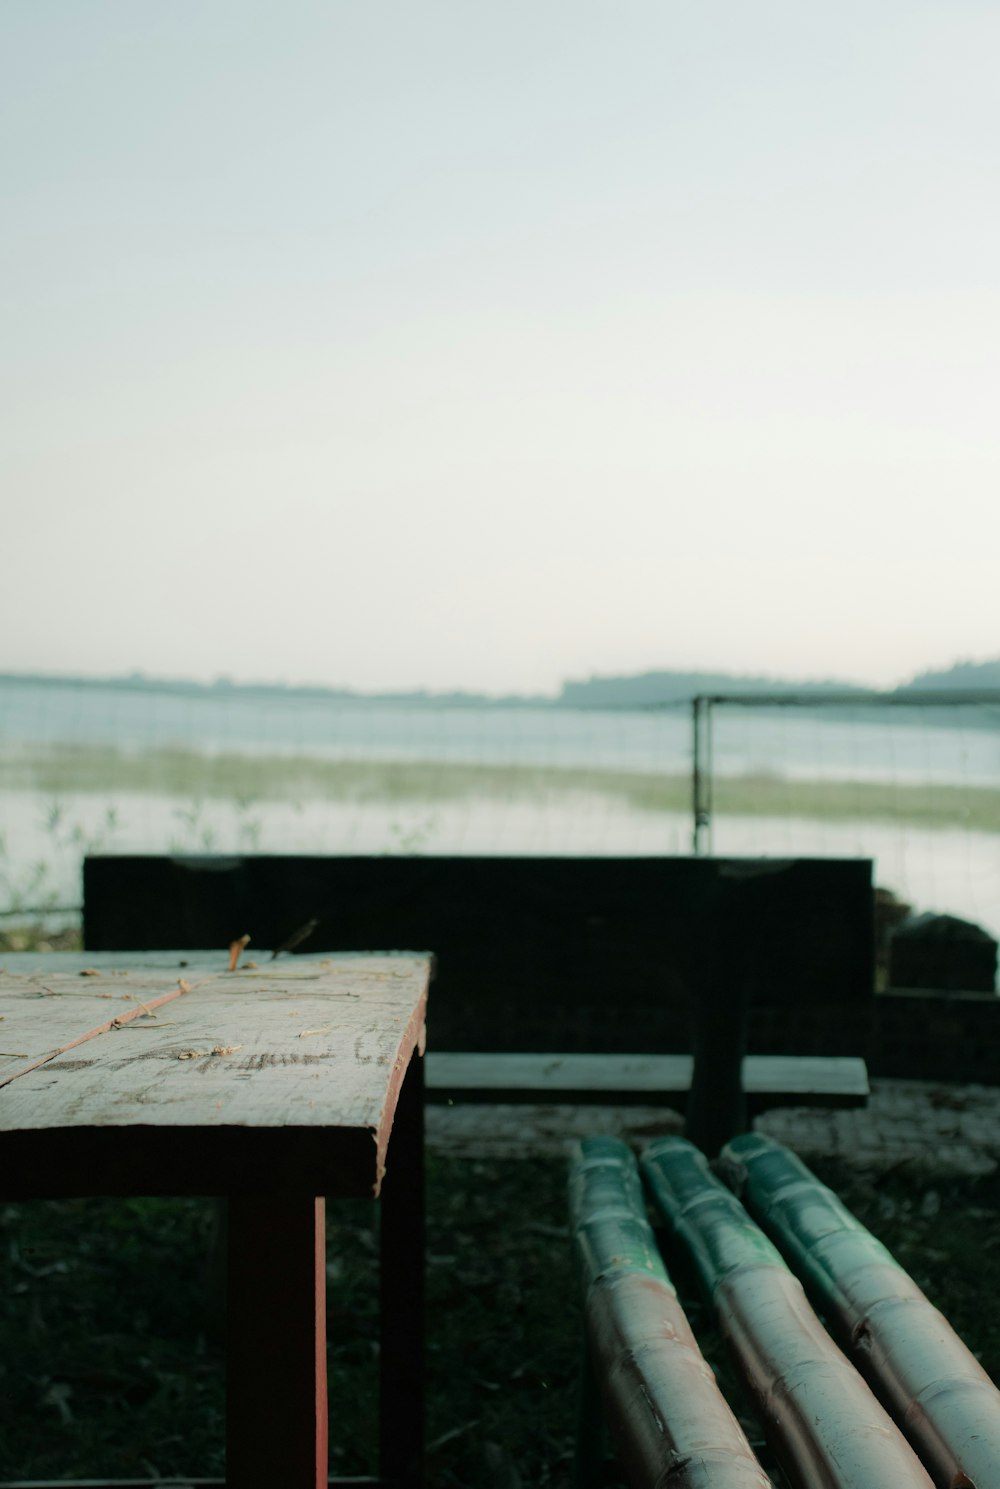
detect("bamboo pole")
[569,1136,773,1489]
[641,1136,935,1489]
[720,1131,1000,1489]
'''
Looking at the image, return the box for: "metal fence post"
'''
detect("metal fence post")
[692,696,712,855]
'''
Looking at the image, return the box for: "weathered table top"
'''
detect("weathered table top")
[0,951,430,1199]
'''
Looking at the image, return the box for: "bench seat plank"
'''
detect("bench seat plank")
[425,1051,869,1109]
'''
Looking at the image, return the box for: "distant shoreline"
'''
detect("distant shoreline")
[2,659,999,713]
[0,669,552,709]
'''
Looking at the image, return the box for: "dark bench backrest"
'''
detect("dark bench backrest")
[83,855,873,1055]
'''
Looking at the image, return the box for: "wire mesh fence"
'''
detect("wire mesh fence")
[693,692,1000,944]
[1,676,998,952]
[0,677,696,926]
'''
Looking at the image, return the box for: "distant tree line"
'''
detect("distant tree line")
[2,657,998,711]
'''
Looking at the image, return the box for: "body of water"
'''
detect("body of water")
[2,677,999,781]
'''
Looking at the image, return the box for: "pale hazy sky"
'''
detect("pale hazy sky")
[3,1,998,695]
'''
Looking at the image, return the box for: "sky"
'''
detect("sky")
[3,1,999,697]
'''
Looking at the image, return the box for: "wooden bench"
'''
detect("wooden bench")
[570,1132,1000,1489]
[83,854,875,1152]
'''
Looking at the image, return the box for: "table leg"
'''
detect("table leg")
[379,1053,425,1487]
[226,1193,328,1489]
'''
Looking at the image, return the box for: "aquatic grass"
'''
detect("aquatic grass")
[2,742,999,830]
[711,771,1000,832]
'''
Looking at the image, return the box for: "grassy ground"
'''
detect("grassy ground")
[0,1159,580,1486]
[1,1154,998,1486]
[0,924,81,955]
[3,741,999,828]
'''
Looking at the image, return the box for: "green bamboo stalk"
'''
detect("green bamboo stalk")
[720,1131,1000,1488]
[569,1136,772,1488]
[641,1136,934,1489]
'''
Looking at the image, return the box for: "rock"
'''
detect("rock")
[889,912,998,993]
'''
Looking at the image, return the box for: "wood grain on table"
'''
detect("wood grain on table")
[0,953,430,1200]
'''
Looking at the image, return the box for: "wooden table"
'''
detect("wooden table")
[0,950,431,1489]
